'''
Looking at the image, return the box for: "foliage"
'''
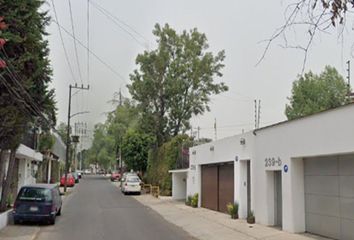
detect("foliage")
[247,210,255,224]
[0,0,56,148]
[86,99,140,170]
[39,132,55,152]
[0,0,56,212]
[146,135,191,195]
[191,193,198,208]
[285,66,349,120]
[121,129,154,173]
[185,195,192,206]
[128,23,228,146]
[227,202,239,219]
[87,123,115,170]
[106,99,139,147]
[57,122,70,144]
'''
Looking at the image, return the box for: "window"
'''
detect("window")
[127,177,140,183]
[18,188,52,202]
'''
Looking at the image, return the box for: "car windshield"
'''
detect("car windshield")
[127,177,140,183]
[18,188,52,202]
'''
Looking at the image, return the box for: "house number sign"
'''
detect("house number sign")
[264,157,282,167]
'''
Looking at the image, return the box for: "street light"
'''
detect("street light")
[64,84,89,193]
[64,110,90,193]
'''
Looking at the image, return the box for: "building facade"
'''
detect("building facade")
[170,103,354,239]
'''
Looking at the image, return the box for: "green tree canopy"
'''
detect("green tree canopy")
[0,0,56,150]
[106,99,139,147]
[121,129,154,173]
[87,123,115,169]
[128,23,228,146]
[0,0,56,212]
[285,66,349,120]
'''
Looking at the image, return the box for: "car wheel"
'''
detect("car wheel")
[49,216,56,225]
[57,207,61,216]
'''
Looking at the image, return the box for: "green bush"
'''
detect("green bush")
[227,202,239,219]
[146,135,191,195]
[191,193,198,208]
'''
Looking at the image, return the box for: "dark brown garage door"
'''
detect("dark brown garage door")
[201,162,234,213]
[218,164,234,213]
[201,165,218,211]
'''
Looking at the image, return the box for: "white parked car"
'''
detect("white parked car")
[121,175,141,195]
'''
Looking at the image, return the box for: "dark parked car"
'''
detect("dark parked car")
[13,184,62,225]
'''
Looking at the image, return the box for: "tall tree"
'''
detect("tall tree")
[121,129,154,173]
[56,122,69,144]
[87,123,115,170]
[285,66,349,120]
[0,0,56,211]
[128,23,228,146]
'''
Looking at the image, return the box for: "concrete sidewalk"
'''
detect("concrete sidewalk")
[132,195,331,240]
[0,185,75,240]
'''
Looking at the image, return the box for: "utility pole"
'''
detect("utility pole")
[254,100,257,129]
[64,83,89,193]
[119,88,122,106]
[347,60,351,96]
[197,126,200,141]
[257,100,261,129]
[254,99,261,129]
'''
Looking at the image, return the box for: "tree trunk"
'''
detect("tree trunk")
[0,149,17,212]
[10,158,19,204]
[0,150,7,189]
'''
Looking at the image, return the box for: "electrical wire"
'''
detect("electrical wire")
[89,0,148,49]
[50,0,76,83]
[68,0,83,84]
[87,0,90,85]
[0,51,59,132]
[51,19,127,84]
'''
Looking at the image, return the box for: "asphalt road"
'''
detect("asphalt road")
[35,175,195,240]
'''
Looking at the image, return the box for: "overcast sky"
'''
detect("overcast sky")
[44,0,354,146]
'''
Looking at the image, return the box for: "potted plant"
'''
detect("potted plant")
[226,202,239,219]
[191,193,198,208]
[185,195,192,206]
[247,210,255,224]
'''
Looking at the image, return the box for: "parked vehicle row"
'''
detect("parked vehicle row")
[14,169,85,225]
[59,171,82,187]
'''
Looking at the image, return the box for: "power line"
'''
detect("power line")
[68,0,83,84]
[0,49,58,132]
[0,70,57,133]
[50,0,76,83]
[87,0,90,85]
[89,0,148,49]
[51,19,127,84]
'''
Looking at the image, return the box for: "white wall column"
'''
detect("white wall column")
[47,156,52,184]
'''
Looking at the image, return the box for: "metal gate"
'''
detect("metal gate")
[304,154,354,239]
[201,165,218,211]
[201,162,234,213]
